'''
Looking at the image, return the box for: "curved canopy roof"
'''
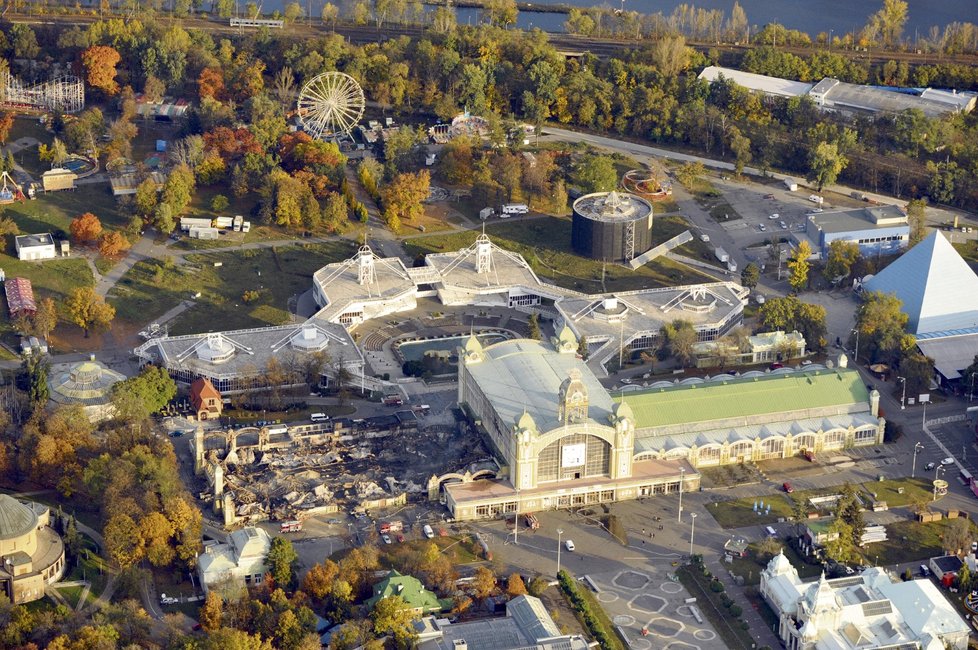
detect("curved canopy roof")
[0,495,38,540]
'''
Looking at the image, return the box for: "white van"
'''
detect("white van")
[502,203,529,215]
[423,524,435,539]
[310,413,328,422]
[765,526,778,538]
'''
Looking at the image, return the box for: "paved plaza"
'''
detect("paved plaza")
[588,566,725,650]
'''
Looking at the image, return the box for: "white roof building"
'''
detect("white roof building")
[15,234,57,261]
[197,526,271,595]
[862,231,978,336]
[760,551,970,650]
[698,65,815,98]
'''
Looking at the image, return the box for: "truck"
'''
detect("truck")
[213,216,234,229]
[501,203,529,215]
[280,520,303,533]
[379,521,403,534]
[242,221,251,233]
[479,207,494,221]
[233,215,244,232]
[523,513,540,530]
[383,394,403,407]
[714,247,729,263]
[727,259,737,273]
[180,217,213,231]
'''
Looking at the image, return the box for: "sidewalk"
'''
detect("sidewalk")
[708,557,782,649]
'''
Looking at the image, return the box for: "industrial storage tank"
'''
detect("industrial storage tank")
[571,191,654,262]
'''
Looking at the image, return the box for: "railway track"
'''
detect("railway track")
[8,11,978,67]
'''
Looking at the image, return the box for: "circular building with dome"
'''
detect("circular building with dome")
[49,356,127,422]
[0,495,66,604]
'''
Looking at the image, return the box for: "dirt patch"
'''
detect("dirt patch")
[539,584,588,638]
[699,463,763,489]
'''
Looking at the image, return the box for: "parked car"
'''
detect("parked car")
[925,462,936,470]
[700,233,710,242]
[941,457,955,465]
[381,534,392,544]
[564,540,575,551]
[768,213,779,220]
[759,224,767,232]
[782,482,794,493]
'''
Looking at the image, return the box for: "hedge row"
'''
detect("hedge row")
[557,570,623,650]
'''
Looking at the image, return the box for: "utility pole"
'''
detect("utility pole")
[677,467,685,523]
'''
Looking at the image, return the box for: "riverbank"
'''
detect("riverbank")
[422,0,573,15]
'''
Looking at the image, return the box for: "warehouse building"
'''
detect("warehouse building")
[698,65,976,118]
[805,205,909,258]
[449,328,881,520]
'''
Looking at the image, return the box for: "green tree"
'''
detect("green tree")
[926,160,961,205]
[962,355,978,400]
[661,319,697,367]
[863,0,908,47]
[823,240,860,283]
[758,295,800,331]
[574,155,618,193]
[807,141,847,191]
[905,198,927,245]
[24,355,49,408]
[371,596,417,648]
[740,262,760,289]
[899,350,934,399]
[283,1,304,22]
[322,192,348,233]
[482,0,518,27]
[795,302,828,351]
[267,536,298,587]
[211,194,230,212]
[676,161,706,187]
[823,519,857,565]
[836,483,865,548]
[528,313,541,340]
[111,364,177,422]
[134,177,159,218]
[728,126,752,175]
[787,241,812,292]
[104,513,145,569]
[161,164,196,216]
[855,291,908,363]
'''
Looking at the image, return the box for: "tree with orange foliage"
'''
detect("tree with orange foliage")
[197,68,226,101]
[98,231,131,257]
[80,45,121,96]
[69,212,103,244]
[203,126,263,164]
[0,112,14,145]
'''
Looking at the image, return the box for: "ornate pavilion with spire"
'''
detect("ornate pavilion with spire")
[760,550,969,650]
[450,327,695,520]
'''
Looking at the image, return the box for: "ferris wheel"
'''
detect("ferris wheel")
[296,71,365,139]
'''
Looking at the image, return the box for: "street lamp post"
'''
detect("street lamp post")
[689,512,697,558]
[556,529,564,576]
[898,376,906,410]
[851,328,860,363]
[912,442,923,478]
[514,489,520,546]
[678,467,685,523]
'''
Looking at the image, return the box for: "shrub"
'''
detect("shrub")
[557,570,621,650]
[729,604,742,617]
[709,580,724,593]
[242,290,260,303]
[210,194,230,212]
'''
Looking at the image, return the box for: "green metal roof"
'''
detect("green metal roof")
[365,570,450,614]
[616,369,869,429]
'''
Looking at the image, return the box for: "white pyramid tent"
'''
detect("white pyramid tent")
[863,231,978,335]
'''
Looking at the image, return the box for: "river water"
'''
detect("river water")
[212,0,975,35]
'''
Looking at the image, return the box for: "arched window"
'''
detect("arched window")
[538,433,610,483]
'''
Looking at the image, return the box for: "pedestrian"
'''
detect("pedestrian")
[652,532,655,539]
[642,528,646,535]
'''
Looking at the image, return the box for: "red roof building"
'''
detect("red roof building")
[5,278,36,318]
[190,377,222,421]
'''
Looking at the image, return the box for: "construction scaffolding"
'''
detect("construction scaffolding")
[0,72,84,114]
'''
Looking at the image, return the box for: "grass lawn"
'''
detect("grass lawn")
[871,518,978,565]
[109,240,356,333]
[94,257,117,275]
[2,184,130,232]
[706,493,795,528]
[652,214,718,264]
[859,477,933,508]
[676,565,756,650]
[404,216,714,294]
[56,584,87,609]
